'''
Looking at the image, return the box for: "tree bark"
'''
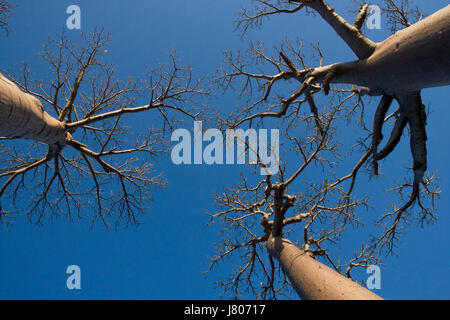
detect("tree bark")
[0,73,66,147]
[321,5,450,95]
[267,236,383,300]
[306,0,377,59]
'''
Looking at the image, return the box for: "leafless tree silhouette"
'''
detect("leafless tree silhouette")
[0,29,207,228]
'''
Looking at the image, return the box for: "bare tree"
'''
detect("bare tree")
[208,0,446,299]
[0,29,206,227]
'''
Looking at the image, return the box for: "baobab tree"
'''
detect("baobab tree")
[0,25,206,227]
[208,0,447,299]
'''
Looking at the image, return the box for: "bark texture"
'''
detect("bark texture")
[0,73,66,147]
[267,237,383,300]
[331,4,450,95]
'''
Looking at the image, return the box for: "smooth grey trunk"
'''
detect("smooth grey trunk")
[0,73,66,146]
[308,0,377,59]
[327,5,450,95]
[267,237,383,300]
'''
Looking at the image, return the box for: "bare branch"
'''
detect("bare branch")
[0,0,14,35]
[0,30,206,226]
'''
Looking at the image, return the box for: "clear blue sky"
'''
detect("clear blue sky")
[0,0,448,299]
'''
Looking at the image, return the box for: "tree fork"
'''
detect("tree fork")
[318,5,450,95]
[289,0,377,59]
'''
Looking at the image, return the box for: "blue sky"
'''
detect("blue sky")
[0,0,449,299]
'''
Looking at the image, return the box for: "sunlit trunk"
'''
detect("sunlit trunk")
[267,237,383,300]
[0,73,66,146]
[331,5,450,95]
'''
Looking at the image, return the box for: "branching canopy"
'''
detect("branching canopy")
[0,29,207,228]
[208,0,443,299]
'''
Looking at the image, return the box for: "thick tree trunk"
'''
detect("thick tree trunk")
[267,236,383,300]
[267,4,448,298]
[0,73,66,146]
[326,5,450,95]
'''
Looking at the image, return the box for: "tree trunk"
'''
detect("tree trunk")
[0,73,66,147]
[326,5,450,95]
[267,236,383,300]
